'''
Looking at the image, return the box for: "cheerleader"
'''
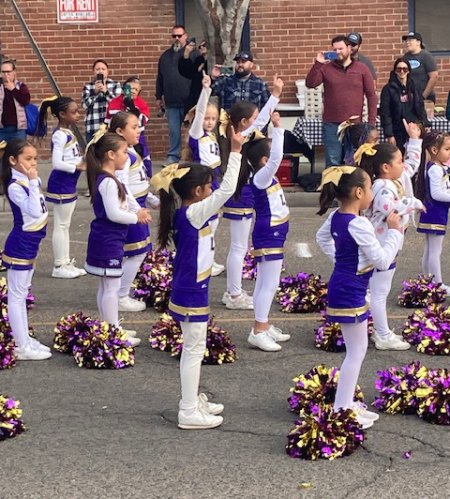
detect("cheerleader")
[416,132,450,291]
[316,166,403,428]
[0,139,51,360]
[109,112,159,313]
[84,132,151,347]
[37,96,86,279]
[152,126,244,430]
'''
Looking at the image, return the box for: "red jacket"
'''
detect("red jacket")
[105,95,149,130]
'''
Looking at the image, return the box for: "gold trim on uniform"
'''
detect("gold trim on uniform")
[15,180,29,188]
[199,225,212,238]
[266,182,282,195]
[45,192,77,201]
[208,160,221,169]
[327,302,369,317]
[130,157,142,171]
[24,219,48,232]
[133,188,149,199]
[417,222,447,232]
[356,264,374,275]
[271,214,290,227]
[124,236,151,252]
[2,254,35,266]
[222,207,254,216]
[169,301,210,316]
[252,247,284,257]
[197,267,212,282]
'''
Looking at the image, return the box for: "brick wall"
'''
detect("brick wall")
[1,0,449,160]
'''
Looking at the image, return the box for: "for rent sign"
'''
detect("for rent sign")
[57,0,99,23]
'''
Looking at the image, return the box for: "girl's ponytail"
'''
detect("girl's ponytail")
[317,182,338,215]
[158,189,179,248]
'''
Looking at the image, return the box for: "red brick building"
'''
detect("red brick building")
[1,0,449,159]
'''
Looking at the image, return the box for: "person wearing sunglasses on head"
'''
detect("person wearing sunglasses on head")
[380,57,429,153]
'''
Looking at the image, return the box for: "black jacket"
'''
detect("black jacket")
[155,47,192,107]
[178,55,208,113]
[380,72,429,138]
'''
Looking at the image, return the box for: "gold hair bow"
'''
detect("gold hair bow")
[184,105,197,126]
[150,163,191,193]
[318,166,357,191]
[353,142,377,166]
[337,115,359,142]
[86,124,108,151]
[244,130,266,144]
[219,109,230,137]
[0,141,7,150]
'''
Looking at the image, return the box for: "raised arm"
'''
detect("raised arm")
[190,74,211,140]
[253,125,285,189]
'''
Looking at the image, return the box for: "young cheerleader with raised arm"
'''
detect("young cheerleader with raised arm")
[84,132,151,347]
[416,132,450,291]
[1,139,51,360]
[316,166,403,428]
[358,120,425,350]
[152,125,244,430]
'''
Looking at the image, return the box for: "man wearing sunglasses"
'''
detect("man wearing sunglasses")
[347,32,377,89]
[155,25,194,164]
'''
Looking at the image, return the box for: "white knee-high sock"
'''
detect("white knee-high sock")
[98,276,120,327]
[423,234,444,283]
[334,320,368,410]
[7,269,33,348]
[370,268,395,338]
[226,217,252,296]
[97,278,105,319]
[119,253,146,298]
[52,201,76,266]
[179,321,208,411]
[253,259,283,324]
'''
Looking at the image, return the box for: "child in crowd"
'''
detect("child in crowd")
[238,112,291,352]
[109,112,159,313]
[84,132,151,347]
[341,121,378,165]
[0,139,51,360]
[37,96,86,279]
[152,125,244,430]
[416,132,450,291]
[316,166,403,429]
[358,120,424,350]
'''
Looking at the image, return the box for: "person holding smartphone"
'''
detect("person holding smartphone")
[81,59,122,143]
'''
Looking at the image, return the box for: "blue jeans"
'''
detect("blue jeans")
[0,126,26,143]
[86,131,95,143]
[165,106,185,163]
[322,122,343,167]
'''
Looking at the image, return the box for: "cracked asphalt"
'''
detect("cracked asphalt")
[1,175,450,498]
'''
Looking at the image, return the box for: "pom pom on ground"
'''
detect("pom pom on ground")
[0,315,15,370]
[286,404,365,460]
[53,311,92,354]
[276,273,327,313]
[402,304,450,355]
[314,312,373,352]
[373,361,427,414]
[288,364,364,413]
[0,395,25,441]
[398,274,446,308]
[416,367,450,425]
[132,249,175,311]
[150,313,237,365]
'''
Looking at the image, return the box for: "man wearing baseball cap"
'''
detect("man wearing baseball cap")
[347,32,377,88]
[402,32,438,102]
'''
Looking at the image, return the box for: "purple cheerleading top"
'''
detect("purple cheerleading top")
[3,179,48,270]
[222,183,254,220]
[169,206,215,323]
[189,133,221,190]
[251,178,289,261]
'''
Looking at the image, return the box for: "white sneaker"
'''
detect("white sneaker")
[442,284,450,296]
[16,344,52,361]
[178,407,223,430]
[118,295,146,312]
[29,337,51,352]
[52,265,79,279]
[351,401,379,422]
[372,330,411,351]
[226,292,254,310]
[68,259,87,276]
[120,330,141,347]
[211,261,225,277]
[221,291,231,305]
[267,325,290,343]
[353,412,374,430]
[248,329,281,352]
[198,393,224,415]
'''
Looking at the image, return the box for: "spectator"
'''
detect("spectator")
[347,32,377,88]
[0,60,30,142]
[155,25,193,164]
[305,35,377,167]
[81,59,121,143]
[402,32,438,103]
[380,57,428,153]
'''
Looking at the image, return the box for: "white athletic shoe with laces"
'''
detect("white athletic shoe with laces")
[118,295,146,312]
[52,264,79,279]
[351,401,379,422]
[372,330,411,350]
[29,337,51,352]
[67,259,87,276]
[267,325,291,343]
[211,261,225,277]
[198,393,224,415]
[226,292,254,310]
[248,329,281,352]
[178,406,223,429]
[15,343,52,361]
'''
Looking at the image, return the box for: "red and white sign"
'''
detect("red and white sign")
[57,0,99,23]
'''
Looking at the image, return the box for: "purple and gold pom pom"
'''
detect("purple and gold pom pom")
[314,312,373,352]
[53,311,92,354]
[416,367,450,425]
[288,364,364,413]
[276,273,327,313]
[402,304,450,355]
[373,361,426,414]
[132,249,175,312]
[0,277,35,311]
[0,250,5,272]
[0,395,25,440]
[0,316,16,370]
[150,313,237,364]
[398,274,446,308]
[286,404,365,460]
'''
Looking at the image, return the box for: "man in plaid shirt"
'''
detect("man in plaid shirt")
[82,59,122,142]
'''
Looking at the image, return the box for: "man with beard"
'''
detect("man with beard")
[347,32,377,89]
[306,35,377,167]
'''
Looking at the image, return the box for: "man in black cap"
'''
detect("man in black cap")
[347,32,377,88]
[403,31,438,102]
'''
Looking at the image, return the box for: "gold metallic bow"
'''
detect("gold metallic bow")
[318,166,357,191]
[184,105,196,126]
[150,163,191,193]
[219,109,230,137]
[245,130,266,143]
[337,115,359,142]
[353,142,377,166]
[0,141,7,150]
[86,124,108,151]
